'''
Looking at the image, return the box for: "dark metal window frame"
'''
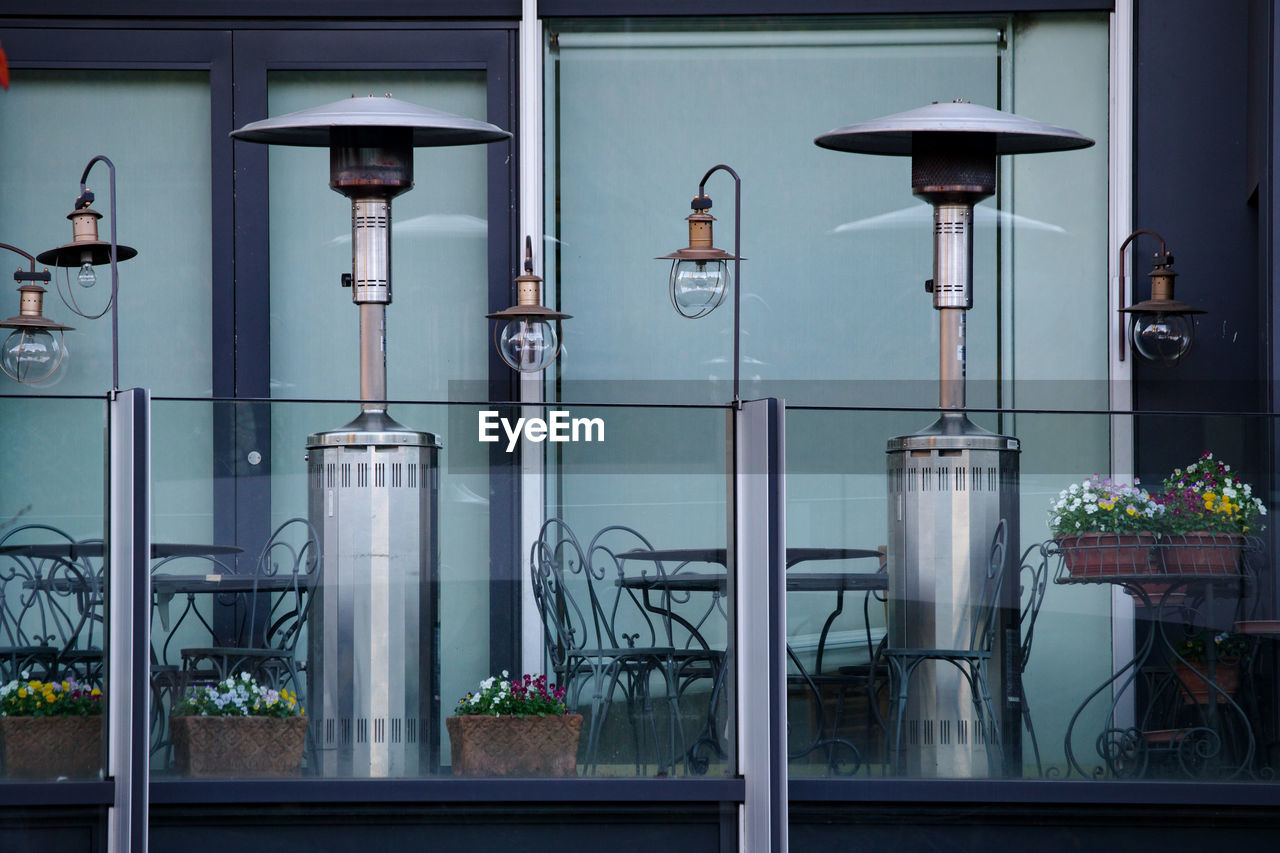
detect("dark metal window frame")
[0,15,525,737]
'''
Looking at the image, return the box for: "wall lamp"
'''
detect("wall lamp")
[36,155,137,390]
[487,236,570,373]
[658,164,744,405]
[0,243,72,384]
[1117,229,1202,366]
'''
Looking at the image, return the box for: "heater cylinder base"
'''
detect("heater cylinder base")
[307,419,441,778]
[887,421,1020,778]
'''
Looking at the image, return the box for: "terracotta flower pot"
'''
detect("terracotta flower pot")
[1159,532,1243,576]
[0,715,102,779]
[171,715,308,777]
[1173,661,1240,704]
[1056,532,1158,578]
[446,713,583,777]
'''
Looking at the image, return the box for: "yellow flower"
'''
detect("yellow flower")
[1126,506,1137,516]
[17,688,26,698]
[61,681,69,691]
[90,687,101,697]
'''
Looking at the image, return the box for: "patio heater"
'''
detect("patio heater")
[232,96,510,777]
[816,101,1092,777]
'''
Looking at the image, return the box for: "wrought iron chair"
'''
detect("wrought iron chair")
[0,524,103,685]
[177,518,320,696]
[530,518,680,775]
[585,524,727,773]
[880,518,1009,775]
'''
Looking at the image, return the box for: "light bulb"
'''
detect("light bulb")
[2,328,67,384]
[78,250,97,288]
[498,318,559,372]
[670,259,729,319]
[1131,312,1193,366]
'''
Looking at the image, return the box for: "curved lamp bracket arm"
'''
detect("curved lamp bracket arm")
[0,242,40,273]
[78,155,121,391]
[698,164,743,407]
[1116,228,1169,362]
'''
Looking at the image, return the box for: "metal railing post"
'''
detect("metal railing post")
[734,397,786,853]
[107,387,150,853]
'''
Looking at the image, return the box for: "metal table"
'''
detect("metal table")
[617,546,887,774]
[1054,544,1257,780]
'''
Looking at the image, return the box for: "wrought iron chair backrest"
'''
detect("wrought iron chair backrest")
[1018,541,1049,673]
[968,518,1009,654]
[530,519,596,671]
[247,517,321,654]
[531,519,672,669]
[585,524,675,652]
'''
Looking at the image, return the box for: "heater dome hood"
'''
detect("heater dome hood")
[231,94,511,148]
[815,101,1094,156]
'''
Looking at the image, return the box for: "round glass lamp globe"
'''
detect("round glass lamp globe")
[1132,312,1193,366]
[497,318,559,372]
[670,259,729,319]
[2,328,67,384]
[78,250,97,288]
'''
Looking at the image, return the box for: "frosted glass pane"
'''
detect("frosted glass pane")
[0,70,211,543]
[546,25,1000,405]
[266,71,489,401]
[0,70,212,395]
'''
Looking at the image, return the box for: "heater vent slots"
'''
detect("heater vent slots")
[357,463,369,488]
[326,463,337,488]
[907,468,918,492]
[407,718,418,744]
[391,463,403,488]
[906,719,935,746]
[332,718,351,745]
[374,463,385,488]
[408,464,418,489]
[341,464,352,488]
[357,718,368,744]
[939,467,950,492]
[971,466,983,491]
[988,467,997,491]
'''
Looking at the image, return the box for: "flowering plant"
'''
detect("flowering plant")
[1159,452,1267,534]
[454,671,568,717]
[1178,631,1250,664]
[0,676,102,717]
[1048,477,1164,536]
[174,672,304,718]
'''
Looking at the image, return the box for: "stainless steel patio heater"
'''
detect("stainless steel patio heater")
[232,96,510,777]
[816,101,1092,777]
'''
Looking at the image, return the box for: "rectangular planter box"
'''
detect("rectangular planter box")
[171,715,308,777]
[0,715,101,780]
[447,714,582,777]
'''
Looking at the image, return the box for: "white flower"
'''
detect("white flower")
[1084,505,1098,515]
[1069,484,1080,494]
[1223,486,1238,499]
